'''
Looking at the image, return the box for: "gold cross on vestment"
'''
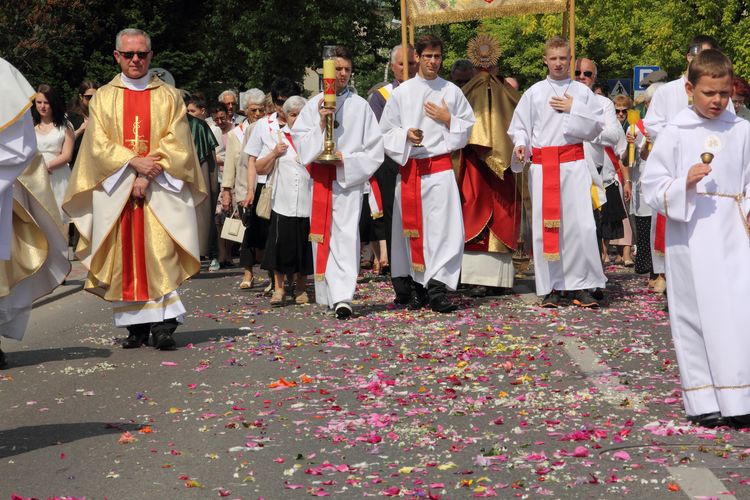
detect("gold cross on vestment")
[126,116,149,155]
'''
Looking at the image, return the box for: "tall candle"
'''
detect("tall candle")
[323,59,336,107]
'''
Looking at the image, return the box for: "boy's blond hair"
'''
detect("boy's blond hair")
[544,36,570,55]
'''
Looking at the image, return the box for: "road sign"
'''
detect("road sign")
[633,66,660,91]
[607,78,632,97]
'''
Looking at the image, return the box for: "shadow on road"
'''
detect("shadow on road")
[4,347,112,369]
[0,422,140,459]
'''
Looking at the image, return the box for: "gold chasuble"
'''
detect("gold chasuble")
[63,74,207,302]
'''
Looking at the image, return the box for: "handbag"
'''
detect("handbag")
[255,160,277,220]
[220,209,246,243]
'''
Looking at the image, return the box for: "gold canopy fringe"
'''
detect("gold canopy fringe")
[408,1,567,27]
[543,252,560,261]
[543,220,560,229]
[309,233,324,243]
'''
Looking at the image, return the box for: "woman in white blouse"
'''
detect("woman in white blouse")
[32,84,74,225]
[248,96,312,306]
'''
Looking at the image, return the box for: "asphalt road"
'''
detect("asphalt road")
[1,265,749,499]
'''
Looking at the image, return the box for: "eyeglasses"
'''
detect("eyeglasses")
[615,108,628,114]
[575,70,594,78]
[117,51,151,60]
[247,107,265,114]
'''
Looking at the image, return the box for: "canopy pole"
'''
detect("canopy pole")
[568,0,576,78]
[409,23,415,46]
[400,0,409,82]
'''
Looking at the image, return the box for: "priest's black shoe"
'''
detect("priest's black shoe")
[541,290,561,308]
[728,414,750,429]
[687,412,729,428]
[122,324,150,349]
[468,286,488,298]
[407,291,429,310]
[394,293,412,305]
[430,295,458,313]
[151,319,178,350]
[0,349,7,369]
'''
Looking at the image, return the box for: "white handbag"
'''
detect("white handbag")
[220,209,246,243]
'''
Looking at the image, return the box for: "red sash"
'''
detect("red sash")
[654,213,666,255]
[636,119,647,136]
[399,153,452,272]
[307,162,336,281]
[368,177,383,219]
[531,143,585,260]
[604,146,623,184]
[121,89,151,301]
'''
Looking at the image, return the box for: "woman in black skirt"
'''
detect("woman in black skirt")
[253,96,312,306]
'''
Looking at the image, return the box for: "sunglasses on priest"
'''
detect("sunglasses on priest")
[117,51,152,60]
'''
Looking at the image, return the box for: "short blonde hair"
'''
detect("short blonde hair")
[612,94,633,109]
[544,36,569,55]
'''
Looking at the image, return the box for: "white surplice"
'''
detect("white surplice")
[292,90,384,308]
[641,108,750,417]
[380,74,475,289]
[507,77,606,296]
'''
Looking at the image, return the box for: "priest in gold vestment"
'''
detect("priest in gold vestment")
[457,35,521,297]
[63,29,206,350]
[0,57,69,368]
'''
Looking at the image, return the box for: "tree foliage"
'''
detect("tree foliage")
[1,0,747,105]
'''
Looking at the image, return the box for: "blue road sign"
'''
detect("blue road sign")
[607,78,632,96]
[634,66,660,91]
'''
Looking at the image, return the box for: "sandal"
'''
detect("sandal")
[294,290,309,305]
[623,260,634,267]
[270,290,285,307]
[239,271,254,289]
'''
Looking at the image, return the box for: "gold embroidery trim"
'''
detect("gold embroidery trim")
[683,382,750,392]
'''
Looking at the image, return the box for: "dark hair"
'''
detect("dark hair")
[333,45,353,64]
[187,96,206,109]
[592,80,609,95]
[688,35,719,53]
[734,76,750,98]
[208,102,228,115]
[32,84,67,128]
[68,81,100,116]
[687,49,733,86]
[270,77,302,101]
[415,34,443,56]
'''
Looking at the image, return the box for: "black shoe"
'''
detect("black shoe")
[572,289,600,309]
[468,286,488,298]
[394,293,411,305]
[151,319,178,350]
[541,290,561,308]
[122,325,150,349]
[728,414,750,429]
[379,264,390,276]
[335,302,352,319]
[590,288,604,301]
[407,291,429,310]
[688,412,730,428]
[430,294,458,313]
[0,349,7,369]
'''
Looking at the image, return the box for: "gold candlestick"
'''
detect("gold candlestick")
[317,46,338,163]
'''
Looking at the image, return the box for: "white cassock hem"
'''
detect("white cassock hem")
[112,290,186,327]
[461,251,514,288]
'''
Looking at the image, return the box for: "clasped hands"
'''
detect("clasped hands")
[549,93,573,113]
[130,154,162,199]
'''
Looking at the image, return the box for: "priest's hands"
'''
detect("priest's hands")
[132,176,149,199]
[549,93,573,113]
[407,128,422,145]
[424,99,451,126]
[686,162,712,188]
[514,146,526,163]
[130,155,163,179]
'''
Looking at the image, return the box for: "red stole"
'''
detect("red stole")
[654,214,666,255]
[307,162,336,281]
[368,178,383,219]
[399,153,453,272]
[604,146,623,184]
[121,89,151,301]
[531,143,585,260]
[459,147,519,252]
